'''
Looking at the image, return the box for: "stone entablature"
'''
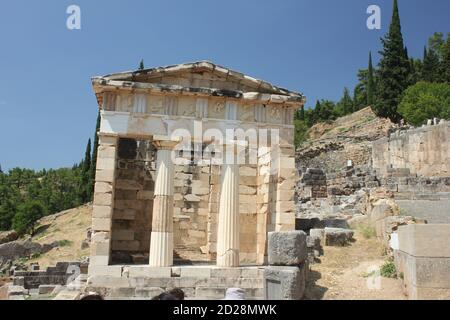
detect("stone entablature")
[99,92,296,126]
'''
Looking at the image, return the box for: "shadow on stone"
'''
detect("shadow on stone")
[304,269,328,300]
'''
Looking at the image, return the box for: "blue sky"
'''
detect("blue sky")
[0,0,449,171]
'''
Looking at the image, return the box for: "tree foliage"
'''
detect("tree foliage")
[373,0,410,123]
[12,200,46,236]
[398,81,450,126]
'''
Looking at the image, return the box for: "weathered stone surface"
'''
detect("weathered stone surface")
[268,231,307,266]
[324,228,354,246]
[398,224,450,258]
[7,285,27,297]
[264,265,306,300]
[38,285,57,295]
[0,231,18,245]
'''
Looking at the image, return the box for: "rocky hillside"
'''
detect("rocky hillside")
[296,107,395,174]
[0,204,92,273]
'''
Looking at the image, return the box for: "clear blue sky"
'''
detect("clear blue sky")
[0,0,449,171]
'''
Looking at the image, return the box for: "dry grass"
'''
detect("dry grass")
[305,230,407,300]
[25,204,92,269]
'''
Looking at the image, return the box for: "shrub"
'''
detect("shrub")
[57,239,73,247]
[398,81,450,126]
[380,261,397,278]
[359,225,376,239]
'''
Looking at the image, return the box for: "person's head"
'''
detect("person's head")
[151,292,178,300]
[168,288,185,300]
[223,288,246,300]
[80,292,104,300]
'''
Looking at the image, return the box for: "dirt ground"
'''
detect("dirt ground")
[305,230,407,300]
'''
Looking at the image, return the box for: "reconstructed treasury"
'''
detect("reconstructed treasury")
[86,61,307,299]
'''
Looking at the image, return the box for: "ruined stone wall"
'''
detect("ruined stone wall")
[373,121,450,177]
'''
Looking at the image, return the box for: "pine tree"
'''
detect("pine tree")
[422,45,440,82]
[90,111,101,195]
[0,164,3,174]
[139,59,145,70]
[315,100,322,121]
[336,87,354,116]
[373,0,410,123]
[367,52,375,106]
[442,34,450,83]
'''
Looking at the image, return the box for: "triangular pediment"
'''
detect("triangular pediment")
[97,61,301,97]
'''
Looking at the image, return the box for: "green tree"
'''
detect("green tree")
[422,46,441,82]
[441,34,450,83]
[367,52,376,106]
[336,87,354,116]
[79,139,92,203]
[90,111,101,195]
[373,0,410,123]
[353,69,369,110]
[294,119,310,148]
[12,200,45,236]
[398,81,450,126]
[139,59,145,70]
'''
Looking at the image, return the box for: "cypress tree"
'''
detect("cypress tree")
[79,139,92,203]
[373,0,410,123]
[367,52,375,106]
[139,59,145,70]
[90,111,101,194]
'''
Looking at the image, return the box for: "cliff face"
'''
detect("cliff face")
[296,107,394,175]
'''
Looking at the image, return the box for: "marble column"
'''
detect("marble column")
[217,141,240,267]
[149,136,179,267]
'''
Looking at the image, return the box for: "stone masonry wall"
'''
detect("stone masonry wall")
[373,121,450,177]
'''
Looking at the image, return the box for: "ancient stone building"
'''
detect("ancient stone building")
[87,61,305,298]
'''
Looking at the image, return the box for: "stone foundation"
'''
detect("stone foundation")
[395,224,450,300]
[86,265,265,300]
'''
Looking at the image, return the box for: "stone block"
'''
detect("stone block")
[95,182,113,193]
[268,231,307,266]
[93,192,113,206]
[369,201,393,223]
[38,285,57,295]
[135,287,164,298]
[88,265,122,277]
[398,224,450,257]
[309,228,325,240]
[324,228,354,246]
[264,265,306,300]
[180,267,211,278]
[195,287,226,299]
[99,135,118,146]
[97,145,116,158]
[89,255,110,266]
[127,266,172,278]
[96,169,115,183]
[91,218,111,232]
[7,285,27,297]
[92,205,112,219]
[96,157,116,170]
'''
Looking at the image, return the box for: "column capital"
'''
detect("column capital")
[152,135,181,150]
